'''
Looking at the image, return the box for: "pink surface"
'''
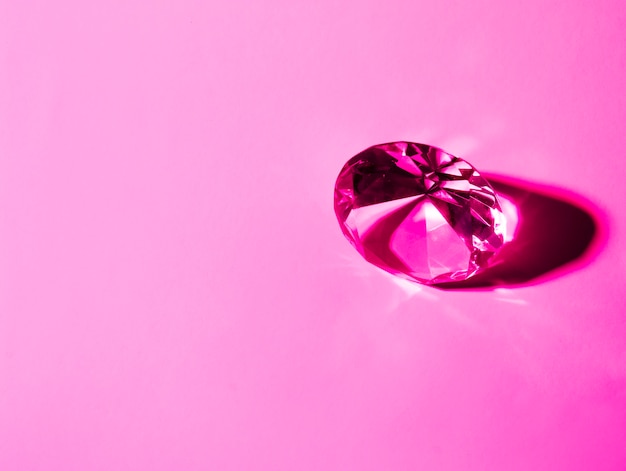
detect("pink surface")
[1,1,626,470]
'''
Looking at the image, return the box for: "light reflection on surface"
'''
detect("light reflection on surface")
[498,192,519,243]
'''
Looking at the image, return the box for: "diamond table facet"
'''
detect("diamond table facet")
[334,142,506,285]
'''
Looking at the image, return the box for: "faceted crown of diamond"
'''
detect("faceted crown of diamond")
[334,142,506,285]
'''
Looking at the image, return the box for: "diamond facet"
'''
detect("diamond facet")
[334,142,506,285]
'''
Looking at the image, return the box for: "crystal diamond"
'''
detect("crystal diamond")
[334,142,506,285]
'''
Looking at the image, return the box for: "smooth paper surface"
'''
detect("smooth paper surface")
[1,1,625,470]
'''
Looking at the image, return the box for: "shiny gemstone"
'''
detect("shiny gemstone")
[334,142,506,285]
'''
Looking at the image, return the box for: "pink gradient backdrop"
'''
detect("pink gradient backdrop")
[1,0,625,470]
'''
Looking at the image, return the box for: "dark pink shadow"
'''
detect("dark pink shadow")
[433,174,608,290]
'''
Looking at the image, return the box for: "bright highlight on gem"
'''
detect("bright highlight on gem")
[334,142,507,285]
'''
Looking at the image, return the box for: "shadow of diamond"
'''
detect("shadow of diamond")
[433,174,607,290]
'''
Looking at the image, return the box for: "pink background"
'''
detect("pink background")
[1,0,626,469]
